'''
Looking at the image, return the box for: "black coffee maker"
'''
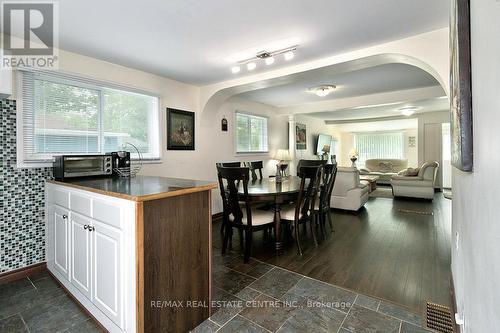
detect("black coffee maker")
[111,151,131,176]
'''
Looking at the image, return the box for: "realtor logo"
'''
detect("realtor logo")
[1,1,59,68]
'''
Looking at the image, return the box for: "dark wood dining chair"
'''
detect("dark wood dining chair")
[314,163,338,237]
[296,159,327,174]
[216,166,275,262]
[244,161,264,181]
[280,165,323,255]
[216,162,241,167]
[216,162,242,234]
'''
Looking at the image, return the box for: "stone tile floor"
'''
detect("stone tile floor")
[194,251,433,333]
[0,253,432,333]
[0,271,103,333]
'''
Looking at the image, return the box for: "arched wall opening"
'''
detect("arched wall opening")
[198,51,450,213]
[200,53,449,121]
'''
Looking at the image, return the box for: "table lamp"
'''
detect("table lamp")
[321,144,330,160]
[274,149,292,178]
[349,148,359,168]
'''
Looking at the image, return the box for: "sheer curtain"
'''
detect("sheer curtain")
[354,132,404,166]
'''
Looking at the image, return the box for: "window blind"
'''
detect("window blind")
[235,112,268,153]
[354,132,404,166]
[18,70,160,164]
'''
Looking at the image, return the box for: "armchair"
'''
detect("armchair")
[390,161,439,200]
[330,167,369,211]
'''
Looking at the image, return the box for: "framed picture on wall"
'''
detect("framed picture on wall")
[167,108,195,150]
[295,123,307,150]
[450,0,473,172]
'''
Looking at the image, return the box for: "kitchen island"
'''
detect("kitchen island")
[45,176,217,333]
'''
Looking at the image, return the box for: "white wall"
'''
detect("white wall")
[145,96,288,213]
[452,1,500,332]
[416,111,450,165]
[293,114,339,161]
[9,49,291,213]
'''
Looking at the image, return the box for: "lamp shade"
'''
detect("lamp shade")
[274,149,292,161]
[348,148,359,158]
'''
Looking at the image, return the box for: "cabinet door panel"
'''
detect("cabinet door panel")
[92,221,123,328]
[53,206,70,279]
[70,213,92,299]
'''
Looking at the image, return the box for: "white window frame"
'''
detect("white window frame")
[16,69,162,168]
[353,130,405,167]
[234,111,269,155]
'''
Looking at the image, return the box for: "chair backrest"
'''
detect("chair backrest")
[244,161,263,181]
[293,165,322,223]
[297,159,327,175]
[216,162,241,167]
[216,166,253,226]
[319,163,338,211]
[418,161,440,184]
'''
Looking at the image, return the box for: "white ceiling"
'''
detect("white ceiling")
[10,0,449,85]
[329,118,418,132]
[236,63,442,107]
[307,96,449,121]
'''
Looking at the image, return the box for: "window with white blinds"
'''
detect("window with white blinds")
[235,112,268,153]
[354,132,404,166]
[17,70,160,165]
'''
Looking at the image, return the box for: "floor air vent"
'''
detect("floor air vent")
[425,302,455,333]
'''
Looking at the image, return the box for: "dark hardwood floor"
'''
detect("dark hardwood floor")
[213,192,452,313]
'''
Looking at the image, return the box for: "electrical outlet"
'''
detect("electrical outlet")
[455,231,460,251]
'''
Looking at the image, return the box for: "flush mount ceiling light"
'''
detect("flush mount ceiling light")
[231,45,298,74]
[399,106,419,116]
[308,85,337,97]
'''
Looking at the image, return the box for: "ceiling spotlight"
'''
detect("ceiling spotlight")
[309,85,336,97]
[231,66,241,74]
[284,51,294,61]
[399,106,418,116]
[246,62,256,71]
[265,57,275,65]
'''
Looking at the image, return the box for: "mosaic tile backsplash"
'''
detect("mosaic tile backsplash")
[0,99,53,273]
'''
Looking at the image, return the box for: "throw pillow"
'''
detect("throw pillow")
[378,162,393,173]
[398,167,420,176]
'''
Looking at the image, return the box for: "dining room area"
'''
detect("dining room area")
[203,150,452,332]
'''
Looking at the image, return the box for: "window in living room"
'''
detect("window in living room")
[235,112,269,154]
[17,70,160,166]
[354,131,404,166]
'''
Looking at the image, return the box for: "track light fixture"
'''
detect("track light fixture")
[231,45,298,74]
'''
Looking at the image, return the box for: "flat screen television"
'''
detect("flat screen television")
[316,134,332,155]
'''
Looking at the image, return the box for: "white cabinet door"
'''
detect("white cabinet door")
[91,220,123,329]
[70,213,92,299]
[53,205,70,279]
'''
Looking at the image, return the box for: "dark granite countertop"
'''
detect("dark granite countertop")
[48,175,217,202]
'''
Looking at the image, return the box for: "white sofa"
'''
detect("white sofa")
[330,167,369,211]
[390,161,439,200]
[359,159,408,184]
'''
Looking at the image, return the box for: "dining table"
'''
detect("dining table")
[238,176,302,252]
